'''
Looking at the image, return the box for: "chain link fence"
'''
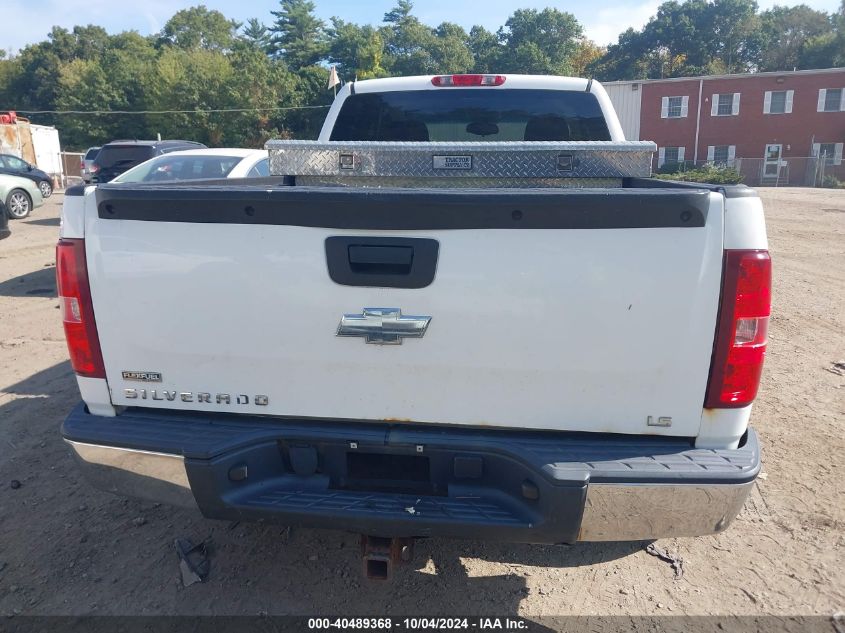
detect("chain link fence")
[656,156,844,187]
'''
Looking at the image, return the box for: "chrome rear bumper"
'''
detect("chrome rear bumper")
[67,441,197,509]
[579,481,753,541]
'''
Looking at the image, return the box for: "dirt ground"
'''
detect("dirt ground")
[0,188,842,618]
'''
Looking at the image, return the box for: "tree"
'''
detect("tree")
[792,2,843,69]
[327,19,388,79]
[590,0,763,80]
[241,18,272,53]
[0,27,102,127]
[498,8,584,75]
[707,0,761,73]
[759,5,832,71]
[468,26,501,73]
[588,28,650,80]
[571,40,605,76]
[269,0,327,67]
[144,47,235,144]
[224,48,298,146]
[158,5,240,51]
[278,65,334,139]
[54,59,119,147]
[430,23,473,73]
[382,0,439,75]
[98,32,158,141]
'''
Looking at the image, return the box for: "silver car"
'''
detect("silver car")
[0,174,45,219]
[80,146,100,183]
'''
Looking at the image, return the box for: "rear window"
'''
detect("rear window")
[84,148,100,160]
[113,155,242,183]
[113,155,243,182]
[95,146,154,169]
[330,89,611,142]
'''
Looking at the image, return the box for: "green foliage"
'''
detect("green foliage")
[821,175,844,189]
[382,0,440,75]
[467,26,501,73]
[327,19,388,79]
[653,165,744,184]
[590,0,842,80]
[758,5,832,71]
[159,6,240,51]
[498,8,583,75]
[269,0,327,67]
[241,18,272,54]
[430,23,473,74]
[281,64,335,139]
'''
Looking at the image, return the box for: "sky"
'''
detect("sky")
[2,0,842,54]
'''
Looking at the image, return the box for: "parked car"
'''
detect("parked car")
[0,153,54,198]
[80,146,100,183]
[0,173,44,219]
[0,198,9,240]
[59,74,769,579]
[112,148,269,183]
[90,140,207,183]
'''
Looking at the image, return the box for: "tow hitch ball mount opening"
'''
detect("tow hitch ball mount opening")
[360,535,415,581]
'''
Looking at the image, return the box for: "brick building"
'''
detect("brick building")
[604,68,845,185]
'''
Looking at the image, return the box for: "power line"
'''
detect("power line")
[16,105,332,115]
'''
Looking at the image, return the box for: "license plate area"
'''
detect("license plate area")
[340,451,441,496]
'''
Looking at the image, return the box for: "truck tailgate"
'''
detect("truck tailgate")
[86,185,723,437]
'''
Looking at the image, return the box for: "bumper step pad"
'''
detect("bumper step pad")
[242,488,525,526]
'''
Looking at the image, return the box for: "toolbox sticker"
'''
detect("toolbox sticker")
[432,155,472,170]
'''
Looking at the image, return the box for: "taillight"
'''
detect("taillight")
[431,74,506,87]
[89,164,99,173]
[56,238,105,378]
[705,250,771,408]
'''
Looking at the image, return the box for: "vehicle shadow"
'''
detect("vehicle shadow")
[0,265,56,297]
[24,217,61,227]
[2,359,72,395]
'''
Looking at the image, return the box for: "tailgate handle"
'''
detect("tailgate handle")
[348,245,413,275]
[325,237,439,289]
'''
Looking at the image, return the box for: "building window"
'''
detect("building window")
[707,145,736,166]
[819,88,844,112]
[669,97,683,117]
[658,146,685,168]
[814,142,843,165]
[661,95,688,118]
[764,90,793,114]
[712,93,740,116]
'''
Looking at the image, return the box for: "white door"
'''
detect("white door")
[763,144,782,178]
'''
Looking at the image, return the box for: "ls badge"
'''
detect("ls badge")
[337,308,431,345]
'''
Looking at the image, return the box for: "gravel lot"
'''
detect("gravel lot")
[0,188,842,618]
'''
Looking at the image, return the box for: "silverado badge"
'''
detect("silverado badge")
[337,308,431,345]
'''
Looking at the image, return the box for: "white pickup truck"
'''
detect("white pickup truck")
[58,74,768,576]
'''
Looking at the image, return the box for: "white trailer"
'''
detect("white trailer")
[0,120,64,181]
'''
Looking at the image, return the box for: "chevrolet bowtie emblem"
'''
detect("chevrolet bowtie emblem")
[337,308,431,345]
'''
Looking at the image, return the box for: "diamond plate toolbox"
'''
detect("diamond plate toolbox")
[266,140,656,182]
